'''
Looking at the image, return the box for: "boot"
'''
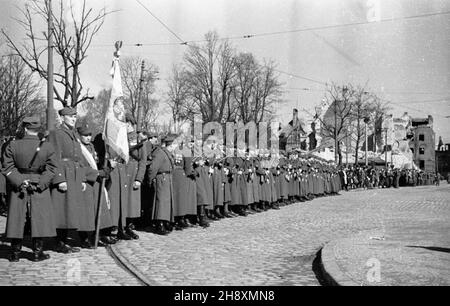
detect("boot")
[253,203,263,212]
[55,230,80,253]
[198,215,210,228]
[100,235,117,245]
[164,221,173,233]
[179,217,190,228]
[222,204,234,218]
[197,206,210,228]
[9,239,22,262]
[125,225,140,240]
[184,216,197,227]
[55,240,73,254]
[227,206,239,217]
[32,238,50,262]
[208,209,219,221]
[117,229,132,240]
[234,205,247,216]
[214,207,225,219]
[173,218,184,231]
[262,202,269,211]
[79,232,95,249]
[154,221,169,235]
[247,204,257,214]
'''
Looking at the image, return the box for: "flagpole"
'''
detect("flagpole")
[94,153,107,249]
[94,41,122,249]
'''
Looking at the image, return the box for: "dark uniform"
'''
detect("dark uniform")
[125,131,146,238]
[147,136,175,234]
[77,125,112,248]
[48,107,86,253]
[0,137,9,215]
[172,148,190,229]
[1,117,57,262]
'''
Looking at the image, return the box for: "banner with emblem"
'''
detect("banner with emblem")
[103,42,129,163]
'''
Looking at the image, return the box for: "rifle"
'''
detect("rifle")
[27,131,50,169]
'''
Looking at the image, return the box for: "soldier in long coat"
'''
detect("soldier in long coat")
[2,117,57,262]
[212,157,225,218]
[183,154,199,225]
[234,157,249,216]
[125,125,147,239]
[0,137,8,216]
[171,145,190,230]
[147,135,176,234]
[243,156,257,214]
[140,132,158,227]
[256,155,268,210]
[193,157,212,226]
[202,159,215,219]
[77,125,112,247]
[222,156,235,217]
[250,156,262,212]
[48,107,86,253]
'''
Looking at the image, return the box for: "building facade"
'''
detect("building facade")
[409,116,435,173]
[436,142,450,177]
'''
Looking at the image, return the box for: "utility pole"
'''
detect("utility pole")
[364,117,369,166]
[46,0,54,131]
[136,60,145,132]
[345,129,349,166]
[334,99,338,164]
[384,128,388,170]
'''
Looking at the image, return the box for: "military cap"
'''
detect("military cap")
[22,116,41,129]
[58,107,77,116]
[77,123,92,136]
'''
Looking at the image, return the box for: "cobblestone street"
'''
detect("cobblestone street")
[1,185,449,286]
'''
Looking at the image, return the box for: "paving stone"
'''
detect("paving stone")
[1,185,449,285]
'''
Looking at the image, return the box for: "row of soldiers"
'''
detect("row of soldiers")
[342,165,440,190]
[144,137,343,236]
[0,108,343,262]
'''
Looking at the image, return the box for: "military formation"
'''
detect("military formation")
[0,109,444,263]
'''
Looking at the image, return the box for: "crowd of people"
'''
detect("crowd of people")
[0,108,446,263]
[340,165,441,190]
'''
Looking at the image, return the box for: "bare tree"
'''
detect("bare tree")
[120,56,159,131]
[217,39,237,122]
[78,88,110,136]
[2,0,111,107]
[167,31,283,126]
[251,60,283,124]
[233,52,258,123]
[348,86,375,163]
[0,54,45,137]
[232,54,282,124]
[314,83,354,164]
[167,64,193,127]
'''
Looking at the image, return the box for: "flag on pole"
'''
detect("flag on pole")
[103,43,129,162]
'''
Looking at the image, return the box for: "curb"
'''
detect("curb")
[320,240,360,286]
[107,244,161,286]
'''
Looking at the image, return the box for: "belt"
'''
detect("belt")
[18,168,42,174]
[157,171,171,175]
[61,158,80,163]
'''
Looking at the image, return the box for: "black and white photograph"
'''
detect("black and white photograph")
[0,0,449,291]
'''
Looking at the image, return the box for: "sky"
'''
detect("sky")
[1,0,449,143]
